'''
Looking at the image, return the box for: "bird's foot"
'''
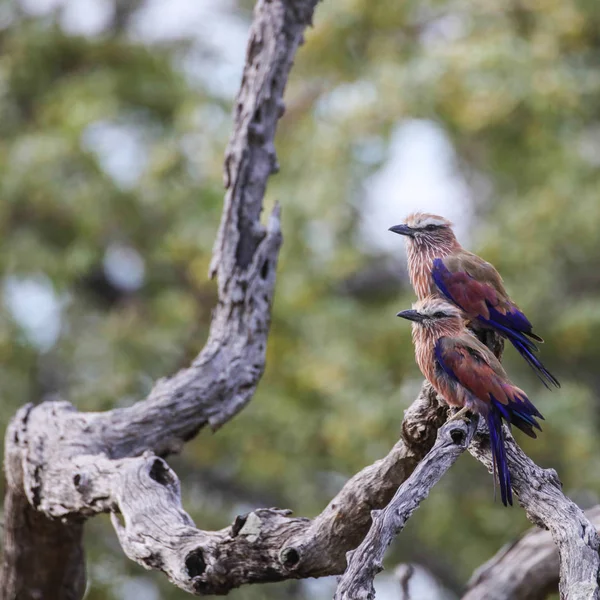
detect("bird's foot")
[446,406,472,423]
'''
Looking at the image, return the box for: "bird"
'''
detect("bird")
[389,213,559,389]
[397,297,544,506]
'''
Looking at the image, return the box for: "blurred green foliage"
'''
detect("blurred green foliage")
[1,0,600,598]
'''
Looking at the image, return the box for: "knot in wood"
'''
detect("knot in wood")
[185,548,206,578]
[148,458,174,487]
[280,547,300,569]
[73,472,90,493]
[450,427,466,445]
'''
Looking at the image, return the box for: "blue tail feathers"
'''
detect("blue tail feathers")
[504,332,560,390]
[488,394,544,507]
[478,316,559,388]
[487,409,512,506]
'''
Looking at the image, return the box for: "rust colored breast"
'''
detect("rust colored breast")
[413,328,465,409]
[407,240,454,300]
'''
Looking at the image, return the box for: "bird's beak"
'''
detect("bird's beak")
[396,309,423,322]
[389,223,414,237]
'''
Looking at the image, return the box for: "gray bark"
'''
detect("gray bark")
[463,506,600,600]
[3,382,447,597]
[334,416,478,600]
[0,0,318,597]
[334,417,600,600]
[468,428,600,600]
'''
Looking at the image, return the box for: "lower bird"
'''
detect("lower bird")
[397,297,544,506]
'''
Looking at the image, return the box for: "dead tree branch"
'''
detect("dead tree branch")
[333,414,600,600]
[334,416,478,600]
[0,1,320,598]
[463,505,600,600]
[4,383,447,596]
[468,430,600,600]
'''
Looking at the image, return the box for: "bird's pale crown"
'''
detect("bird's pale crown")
[404,212,453,229]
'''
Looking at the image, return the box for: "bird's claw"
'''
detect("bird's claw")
[446,407,472,423]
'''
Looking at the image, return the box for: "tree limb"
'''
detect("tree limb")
[332,416,600,600]
[468,429,600,600]
[4,383,447,596]
[334,415,478,600]
[463,506,600,600]
[0,1,319,597]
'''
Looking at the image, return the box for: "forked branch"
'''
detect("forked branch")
[334,418,600,600]
[5,384,447,595]
[334,416,478,600]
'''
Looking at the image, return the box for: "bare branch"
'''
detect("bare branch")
[1,1,320,597]
[331,414,600,600]
[463,506,600,600]
[468,427,600,600]
[4,385,447,596]
[334,415,478,600]
[395,564,415,600]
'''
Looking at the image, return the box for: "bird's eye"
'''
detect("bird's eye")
[433,311,447,318]
[424,224,440,231]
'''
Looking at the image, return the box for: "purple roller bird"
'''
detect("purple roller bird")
[389,212,559,389]
[398,297,544,506]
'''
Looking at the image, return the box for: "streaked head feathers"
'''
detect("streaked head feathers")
[389,213,454,239]
[396,297,463,325]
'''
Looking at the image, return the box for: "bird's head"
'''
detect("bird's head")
[389,213,456,246]
[397,297,464,335]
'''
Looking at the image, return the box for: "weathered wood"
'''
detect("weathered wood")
[333,413,600,600]
[0,433,85,600]
[333,416,478,600]
[468,427,600,600]
[4,383,447,596]
[463,506,600,600]
[0,1,319,598]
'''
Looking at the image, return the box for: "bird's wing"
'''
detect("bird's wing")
[435,333,545,507]
[431,253,541,345]
[434,334,543,436]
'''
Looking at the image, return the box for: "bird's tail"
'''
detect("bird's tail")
[488,390,543,507]
[487,408,512,507]
[484,319,559,389]
[507,335,560,390]
[525,330,544,343]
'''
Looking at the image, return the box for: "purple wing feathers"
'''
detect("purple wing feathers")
[432,258,559,388]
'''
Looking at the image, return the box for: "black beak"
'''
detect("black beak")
[396,309,423,322]
[389,224,414,237]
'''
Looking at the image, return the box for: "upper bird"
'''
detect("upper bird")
[397,297,544,506]
[389,212,559,389]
